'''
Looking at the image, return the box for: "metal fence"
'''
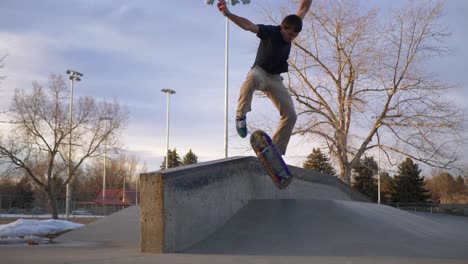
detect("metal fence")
[0,194,138,218]
[382,202,468,217]
[2,194,468,218]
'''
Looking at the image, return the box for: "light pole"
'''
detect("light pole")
[205,0,251,158]
[122,177,126,203]
[161,89,176,169]
[65,69,83,219]
[375,114,401,204]
[100,117,111,201]
[224,0,229,159]
[377,130,381,205]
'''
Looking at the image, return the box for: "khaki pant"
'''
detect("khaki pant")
[237,66,297,155]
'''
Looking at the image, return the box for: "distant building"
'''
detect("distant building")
[94,189,137,206]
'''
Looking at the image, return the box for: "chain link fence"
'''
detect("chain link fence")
[382,202,468,217]
[2,194,467,218]
[0,194,138,218]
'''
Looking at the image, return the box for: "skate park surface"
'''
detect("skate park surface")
[2,156,468,264]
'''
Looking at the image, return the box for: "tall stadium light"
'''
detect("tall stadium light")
[161,89,176,169]
[224,1,229,158]
[65,69,83,219]
[375,114,401,204]
[100,117,112,201]
[377,130,381,205]
[205,0,251,158]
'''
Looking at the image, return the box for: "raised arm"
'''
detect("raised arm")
[217,0,259,34]
[296,0,312,19]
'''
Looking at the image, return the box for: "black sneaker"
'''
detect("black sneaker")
[236,116,247,138]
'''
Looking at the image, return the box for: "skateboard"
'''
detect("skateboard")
[250,130,293,189]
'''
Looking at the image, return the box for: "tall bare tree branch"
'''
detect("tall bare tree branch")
[279,0,464,184]
[0,74,128,218]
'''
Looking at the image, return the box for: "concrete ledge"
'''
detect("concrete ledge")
[140,156,369,253]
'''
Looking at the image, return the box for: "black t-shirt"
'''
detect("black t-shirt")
[253,25,291,75]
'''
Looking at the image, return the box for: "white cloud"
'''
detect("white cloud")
[0,32,63,109]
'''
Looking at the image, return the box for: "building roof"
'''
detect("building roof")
[94,189,137,206]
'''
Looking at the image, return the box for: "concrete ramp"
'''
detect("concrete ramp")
[55,206,140,248]
[185,199,468,258]
[51,154,468,260]
[139,156,370,253]
[138,156,468,259]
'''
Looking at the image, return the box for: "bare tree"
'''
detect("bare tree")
[81,153,141,197]
[426,172,456,204]
[452,165,468,203]
[282,0,464,184]
[0,74,128,218]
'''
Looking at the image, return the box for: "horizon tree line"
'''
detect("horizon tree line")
[302,147,468,204]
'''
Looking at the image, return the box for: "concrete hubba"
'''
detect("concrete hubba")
[139,156,369,253]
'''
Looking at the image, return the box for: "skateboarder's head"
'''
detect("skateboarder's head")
[280,14,303,42]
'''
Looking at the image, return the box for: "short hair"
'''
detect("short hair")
[281,14,303,33]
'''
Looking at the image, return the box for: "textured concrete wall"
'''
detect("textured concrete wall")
[139,173,164,252]
[140,156,370,253]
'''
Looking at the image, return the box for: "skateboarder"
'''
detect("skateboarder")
[216,0,312,156]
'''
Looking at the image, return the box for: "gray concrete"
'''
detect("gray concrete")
[4,247,468,264]
[185,199,468,258]
[2,201,468,263]
[141,156,370,253]
[2,156,468,263]
[55,205,140,248]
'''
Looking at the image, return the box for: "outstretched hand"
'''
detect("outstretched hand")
[217,0,231,17]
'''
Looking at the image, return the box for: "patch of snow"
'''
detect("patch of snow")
[0,219,84,238]
[0,214,104,218]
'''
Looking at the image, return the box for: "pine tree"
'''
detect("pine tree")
[392,158,430,203]
[160,148,182,169]
[303,148,336,176]
[182,149,198,165]
[352,156,378,201]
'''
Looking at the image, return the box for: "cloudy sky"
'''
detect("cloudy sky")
[0,0,467,172]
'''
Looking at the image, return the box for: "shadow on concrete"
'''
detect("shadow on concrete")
[185,199,468,258]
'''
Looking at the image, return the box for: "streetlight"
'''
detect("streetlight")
[100,117,112,201]
[122,176,126,203]
[161,89,176,169]
[223,1,229,159]
[205,0,251,158]
[376,130,381,205]
[374,113,402,204]
[65,69,83,219]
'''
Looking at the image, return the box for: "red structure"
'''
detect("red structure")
[94,189,138,206]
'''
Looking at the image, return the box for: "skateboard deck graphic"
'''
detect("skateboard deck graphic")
[250,130,293,189]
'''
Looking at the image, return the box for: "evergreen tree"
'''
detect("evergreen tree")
[303,148,336,176]
[0,176,34,209]
[183,149,198,165]
[392,158,430,203]
[352,156,378,201]
[160,148,182,169]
